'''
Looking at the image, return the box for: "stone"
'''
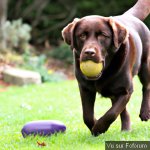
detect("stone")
[2,67,41,86]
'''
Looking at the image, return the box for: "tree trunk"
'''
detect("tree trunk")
[0,0,8,50]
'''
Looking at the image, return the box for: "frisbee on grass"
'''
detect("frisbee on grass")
[21,120,66,137]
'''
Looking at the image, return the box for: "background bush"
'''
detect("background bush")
[22,51,67,82]
[4,19,31,51]
[7,0,145,46]
[48,43,73,65]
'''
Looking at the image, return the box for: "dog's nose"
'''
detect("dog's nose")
[84,49,96,56]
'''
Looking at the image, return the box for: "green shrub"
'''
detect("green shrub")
[8,0,138,45]
[22,50,66,82]
[48,43,73,65]
[4,19,31,51]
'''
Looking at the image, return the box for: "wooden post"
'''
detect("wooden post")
[0,0,8,50]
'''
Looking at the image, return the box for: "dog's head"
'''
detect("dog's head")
[62,15,128,80]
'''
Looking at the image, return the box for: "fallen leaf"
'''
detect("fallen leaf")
[37,141,46,147]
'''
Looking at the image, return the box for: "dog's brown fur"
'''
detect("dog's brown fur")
[62,1,150,136]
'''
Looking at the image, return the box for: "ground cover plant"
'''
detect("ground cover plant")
[0,77,149,150]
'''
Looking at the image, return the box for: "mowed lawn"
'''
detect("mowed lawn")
[0,77,149,150]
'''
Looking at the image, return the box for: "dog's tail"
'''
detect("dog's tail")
[124,0,150,21]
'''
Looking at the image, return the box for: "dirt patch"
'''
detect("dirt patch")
[0,79,11,92]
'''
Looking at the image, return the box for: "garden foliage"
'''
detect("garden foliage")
[3,19,31,51]
[7,0,141,45]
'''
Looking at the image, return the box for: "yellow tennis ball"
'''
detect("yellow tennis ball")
[80,60,103,77]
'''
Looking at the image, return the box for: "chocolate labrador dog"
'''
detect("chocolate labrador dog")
[62,3,150,136]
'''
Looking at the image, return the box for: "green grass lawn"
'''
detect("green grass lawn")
[0,77,149,150]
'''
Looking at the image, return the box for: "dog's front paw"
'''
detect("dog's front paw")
[139,108,150,121]
[92,126,106,136]
[91,118,110,136]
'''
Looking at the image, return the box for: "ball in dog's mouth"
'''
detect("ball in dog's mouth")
[80,60,103,78]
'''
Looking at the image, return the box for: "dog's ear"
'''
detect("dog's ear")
[109,17,129,48]
[62,18,80,45]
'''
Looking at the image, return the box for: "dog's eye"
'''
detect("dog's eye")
[79,33,87,40]
[97,32,110,38]
[101,32,110,38]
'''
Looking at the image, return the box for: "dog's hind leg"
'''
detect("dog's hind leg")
[138,46,150,121]
[138,73,150,121]
[120,107,131,131]
[111,100,131,131]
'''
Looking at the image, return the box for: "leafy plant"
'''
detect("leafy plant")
[4,19,31,51]
[7,0,138,45]
[48,43,73,65]
[22,50,66,82]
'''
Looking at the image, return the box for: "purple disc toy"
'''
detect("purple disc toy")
[21,120,66,137]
